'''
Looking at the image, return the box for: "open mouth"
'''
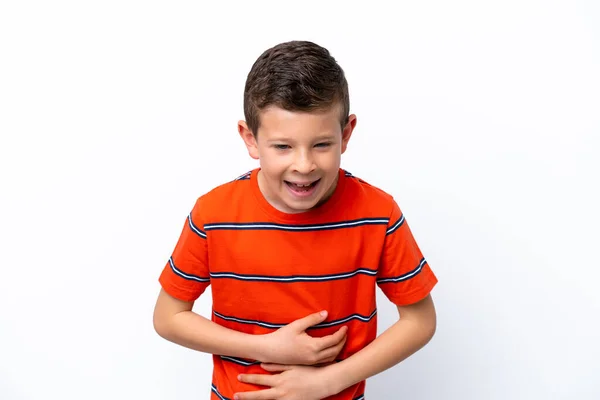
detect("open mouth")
[284,179,321,195]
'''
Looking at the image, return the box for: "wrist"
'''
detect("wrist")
[248,333,272,362]
[320,362,346,397]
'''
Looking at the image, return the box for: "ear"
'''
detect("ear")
[341,114,357,154]
[238,120,260,160]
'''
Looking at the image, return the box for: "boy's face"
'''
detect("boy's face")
[239,106,357,214]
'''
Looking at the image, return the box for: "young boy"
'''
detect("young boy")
[154,40,438,400]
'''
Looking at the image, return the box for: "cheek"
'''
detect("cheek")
[317,152,340,170]
[260,156,287,175]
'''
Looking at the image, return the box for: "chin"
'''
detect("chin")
[295,197,326,211]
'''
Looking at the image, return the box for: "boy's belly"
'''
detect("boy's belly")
[210,275,378,361]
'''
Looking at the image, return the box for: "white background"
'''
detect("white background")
[1,1,599,399]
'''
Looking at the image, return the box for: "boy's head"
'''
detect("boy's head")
[238,41,357,214]
[242,40,350,135]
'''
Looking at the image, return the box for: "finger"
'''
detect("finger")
[289,310,328,331]
[318,351,340,364]
[237,373,276,387]
[315,326,347,354]
[317,335,347,362]
[313,360,337,367]
[260,363,293,372]
[234,388,278,400]
[318,349,342,364]
[315,325,348,350]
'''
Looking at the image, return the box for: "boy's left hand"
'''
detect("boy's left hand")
[234,363,335,400]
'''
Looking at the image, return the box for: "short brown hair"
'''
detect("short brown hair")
[243,40,350,135]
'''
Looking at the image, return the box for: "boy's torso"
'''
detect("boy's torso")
[204,169,394,399]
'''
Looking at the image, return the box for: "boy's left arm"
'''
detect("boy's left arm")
[322,293,436,396]
[235,294,436,399]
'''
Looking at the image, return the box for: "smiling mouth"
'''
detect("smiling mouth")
[284,179,321,192]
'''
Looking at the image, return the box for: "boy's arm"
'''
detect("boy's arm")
[235,294,436,399]
[153,289,348,365]
[321,201,438,394]
[323,294,436,396]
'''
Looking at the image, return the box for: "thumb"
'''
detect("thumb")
[291,310,328,331]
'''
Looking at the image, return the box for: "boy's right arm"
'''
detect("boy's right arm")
[153,289,347,365]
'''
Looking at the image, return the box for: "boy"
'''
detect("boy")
[154,40,438,400]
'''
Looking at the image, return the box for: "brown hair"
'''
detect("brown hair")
[243,40,350,135]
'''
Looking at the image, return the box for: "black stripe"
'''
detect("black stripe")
[233,171,252,181]
[377,258,427,284]
[211,384,230,400]
[168,257,210,282]
[209,267,378,283]
[204,218,389,232]
[219,356,261,367]
[386,215,405,235]
[220,355,344,367]
[214,309,377,330]
[187,214,207,239]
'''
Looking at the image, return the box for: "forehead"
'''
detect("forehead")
[257,105,342,140]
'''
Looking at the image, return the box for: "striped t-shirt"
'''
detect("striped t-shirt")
[159,168,438,400]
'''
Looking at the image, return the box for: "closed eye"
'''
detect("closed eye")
[273,144,291,150]
[315,142,332,148]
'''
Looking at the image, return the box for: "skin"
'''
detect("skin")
[154,105,437,399]
[238,105,356,214]
[153,107,356,368]
[236,295,436,399]
[154,291,349,366]
[235,106,437,399]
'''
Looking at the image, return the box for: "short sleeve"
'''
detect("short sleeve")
[377,200,437,306]
[158,197,210,302]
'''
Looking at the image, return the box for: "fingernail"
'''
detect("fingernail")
[320,310,327,317]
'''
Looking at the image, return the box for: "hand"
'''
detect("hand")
[235,364,335,400]
[259,311,348,365]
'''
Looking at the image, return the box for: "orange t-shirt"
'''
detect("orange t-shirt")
[159,168,437,399]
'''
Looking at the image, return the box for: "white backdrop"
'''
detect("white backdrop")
[1,1,599,399]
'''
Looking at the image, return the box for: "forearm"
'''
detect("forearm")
[155,310,266,361]
[154,288,347,367]
[325,304,436,395]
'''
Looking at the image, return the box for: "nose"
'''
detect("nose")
[292,149,316,174]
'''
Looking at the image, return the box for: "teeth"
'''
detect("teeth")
[287,182,313,187]
[286,180,317,188]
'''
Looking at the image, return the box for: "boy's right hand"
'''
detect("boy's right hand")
[259,311,348,366]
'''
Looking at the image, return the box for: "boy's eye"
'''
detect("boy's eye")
[315,142,332,148]
[274,144,290,150]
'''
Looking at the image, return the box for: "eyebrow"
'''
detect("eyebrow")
[267,135,337,143]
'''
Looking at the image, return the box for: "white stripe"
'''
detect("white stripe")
[214,312,282,329]
[187,214,206,238]
[211,385,228,400]
[316,310,377,328]
[386,215,405,234]
[214,309,377,329]
[377,259,426,283]
[220,356,258,366]
[234,171,251,180]
[169,258,210,282]
[205,218,389,231]
[210,268,377,282]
